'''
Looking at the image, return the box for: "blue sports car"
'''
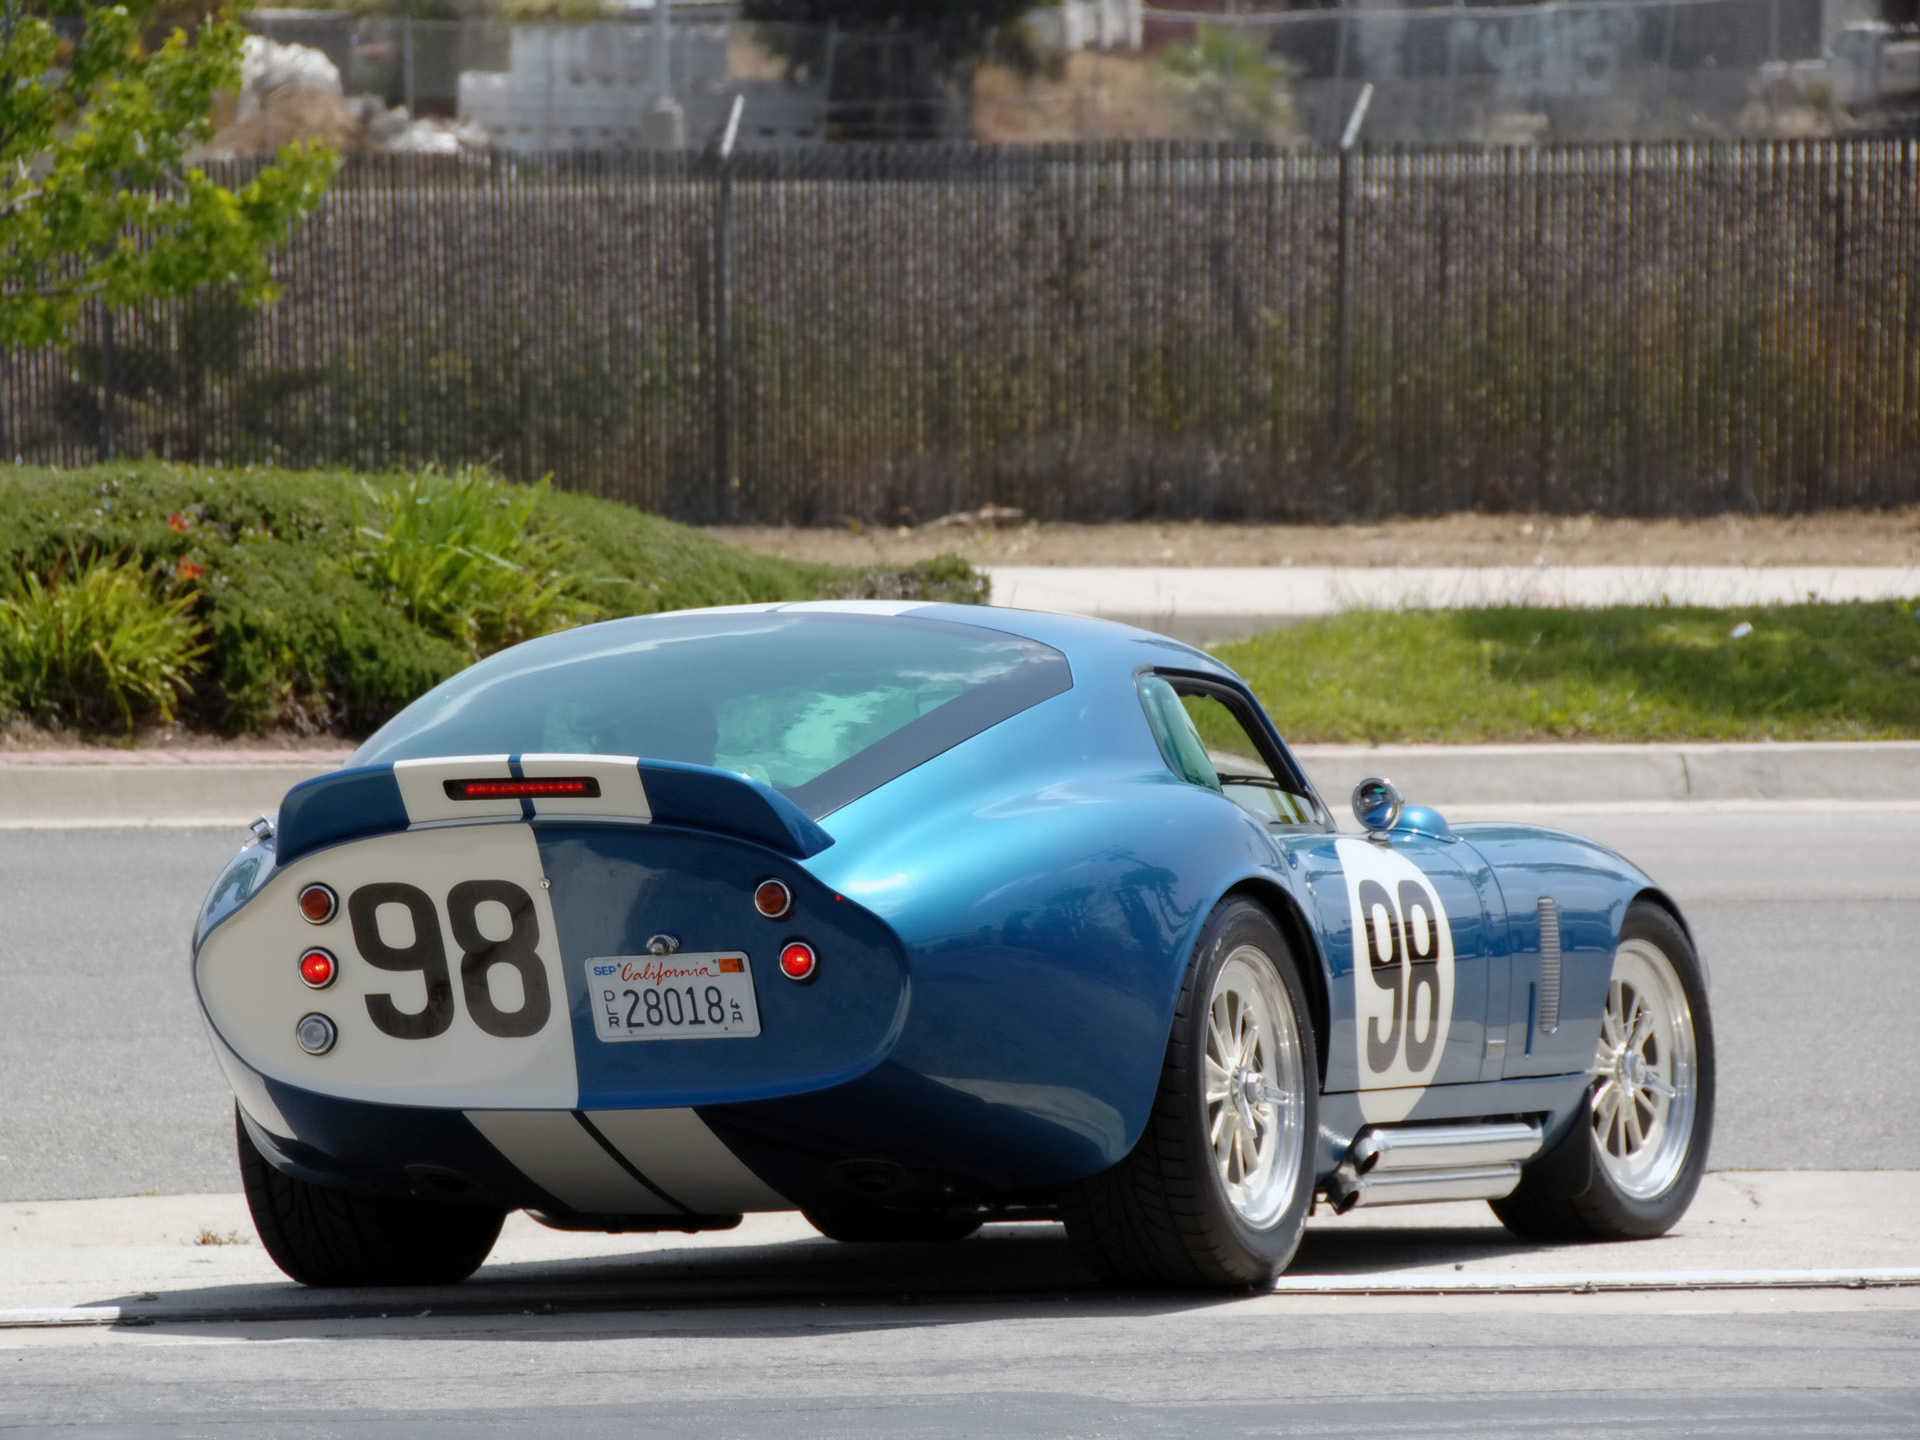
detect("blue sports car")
[193,601,1714,1289]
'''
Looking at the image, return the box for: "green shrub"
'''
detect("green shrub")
[351,468,593,658]
[0,461,984,739]
[0,553,207,732]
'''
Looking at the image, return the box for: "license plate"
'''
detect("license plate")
[584,954,761,1043]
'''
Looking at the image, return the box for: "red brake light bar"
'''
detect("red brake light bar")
[443,777,602,801]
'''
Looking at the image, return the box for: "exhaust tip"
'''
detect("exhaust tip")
[1324,1164,1362,1215]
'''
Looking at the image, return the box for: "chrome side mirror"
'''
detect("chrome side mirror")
[1352,777,1404,836]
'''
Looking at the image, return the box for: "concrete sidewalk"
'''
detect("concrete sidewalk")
[984,564,1920,644]
[2,1172,1915,1325]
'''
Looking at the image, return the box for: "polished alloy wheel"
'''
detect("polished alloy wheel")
[1592,937,1699,1200]
[1202,946,1306,1228]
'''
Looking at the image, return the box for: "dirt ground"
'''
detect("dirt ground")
[708,509,1920,570]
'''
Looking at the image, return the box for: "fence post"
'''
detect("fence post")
[712,95,744,521]
[1331,83,1372,516]
[98,304,117,462]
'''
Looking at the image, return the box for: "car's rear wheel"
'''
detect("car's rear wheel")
[1062,898,1318,1288]
[237,1109,506,1286]
[1492,901,1715,1241]
[802,1206,983,1243]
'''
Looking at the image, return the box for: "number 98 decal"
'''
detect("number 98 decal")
[1334,838,1455,1100]
[347,880,554,1040]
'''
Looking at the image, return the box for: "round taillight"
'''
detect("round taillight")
[778,942,817,982]
[295,1013,337,1056]
[299,948,337,989]
[298,884,337,925]
[754,879,792,920]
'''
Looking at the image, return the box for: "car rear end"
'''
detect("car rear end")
[192,606,1073,1238]
[194,751,916,1225]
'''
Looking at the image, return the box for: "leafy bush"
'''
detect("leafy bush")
[351,469,592,658]
[0,553,207,731]
[0,461,984,739]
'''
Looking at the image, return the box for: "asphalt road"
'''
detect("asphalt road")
[1,807,1916,1202]
[2,809,1917,1437]
[0,1290,1914,1439]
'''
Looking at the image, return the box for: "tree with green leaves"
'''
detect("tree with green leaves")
[1158,24,1297,142]
[0,0,339,350]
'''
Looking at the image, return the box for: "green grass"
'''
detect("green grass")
[0,462,980,738]
[1212,605,1920,744]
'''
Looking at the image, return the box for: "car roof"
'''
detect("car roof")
[653,600,1245,686]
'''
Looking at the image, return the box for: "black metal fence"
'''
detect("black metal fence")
[10,139,1920,523]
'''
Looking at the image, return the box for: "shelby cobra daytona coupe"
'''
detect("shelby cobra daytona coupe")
[193,600,1714,1289]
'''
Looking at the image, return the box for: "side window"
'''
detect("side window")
[1139,674,1220,792]
[1139,674,1318,827]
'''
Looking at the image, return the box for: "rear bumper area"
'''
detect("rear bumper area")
[237,1076,793,1222]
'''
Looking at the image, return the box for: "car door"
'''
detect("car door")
[1138,671,1495,1119]
[1290,828,1501,1121]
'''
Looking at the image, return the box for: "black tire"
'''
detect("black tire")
[1492,900,1715,1242]
[802,1206,983,1243]
[237,1110,506,1287]
[1061,898,1319,1288]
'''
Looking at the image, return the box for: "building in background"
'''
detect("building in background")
[227,0,1907,154]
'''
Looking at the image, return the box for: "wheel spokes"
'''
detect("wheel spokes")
[1204,1054,1233,1107]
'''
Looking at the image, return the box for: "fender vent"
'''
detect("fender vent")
[1537,897,1562,1035]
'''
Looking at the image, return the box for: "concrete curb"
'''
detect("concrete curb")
[0,742,1915,826]
[1292,741,1920,809]
[0,759,337,828]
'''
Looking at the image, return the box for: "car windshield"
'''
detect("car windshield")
[349,610,1072,817]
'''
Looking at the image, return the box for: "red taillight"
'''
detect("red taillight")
[443,777,602,801]
[778,942,817,982]
[754,879,792,919]
[299,948,337,989]
[298,883,337,925]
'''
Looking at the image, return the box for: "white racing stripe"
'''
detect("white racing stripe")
[466,1111,682,1216]
[203,1022,294,1140]
[196,824,578,1109]
[583,1109,789,1213]
[519,755,649,821]
[466,1108,790,1217]
[392,754,650,825]
[393,755,517,823]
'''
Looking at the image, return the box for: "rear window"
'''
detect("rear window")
[350,611,1071,817]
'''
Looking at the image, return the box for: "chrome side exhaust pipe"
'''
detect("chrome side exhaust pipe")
[1324,1119,1545,1213]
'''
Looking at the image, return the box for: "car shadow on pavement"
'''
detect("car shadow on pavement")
[77,1215,1580,1338]
[1290,1220,1584,1275]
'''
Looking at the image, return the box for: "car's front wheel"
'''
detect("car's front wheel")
[237,1110,506,1287]
[1063,898,1318,1288]
[1493,900,1715,1241]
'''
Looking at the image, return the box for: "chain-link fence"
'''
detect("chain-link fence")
[11,139,1920,523]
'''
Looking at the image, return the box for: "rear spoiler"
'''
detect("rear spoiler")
[273,754,834,866]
